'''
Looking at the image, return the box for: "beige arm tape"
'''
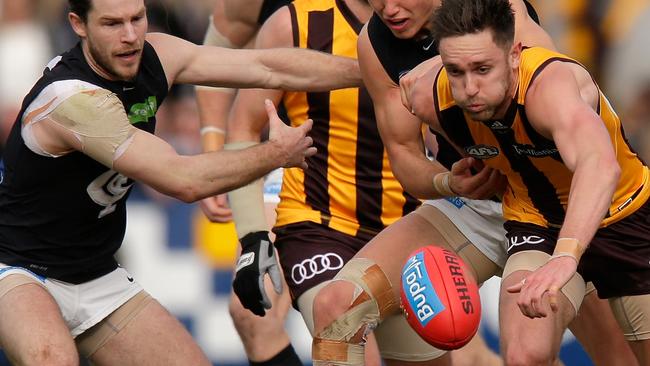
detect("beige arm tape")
[313,258,400,366]
[551,238,585,263]
[432,172,455,197]
[225,141,268,237]
[196,15,237,94]
[49,89,136,168]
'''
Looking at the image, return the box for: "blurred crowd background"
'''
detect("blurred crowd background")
[1,0,649,365]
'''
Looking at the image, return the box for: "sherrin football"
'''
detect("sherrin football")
[399,245,481,350]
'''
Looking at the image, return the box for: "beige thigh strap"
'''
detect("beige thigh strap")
[76,290,153,357]
[609,294,650,341]
[0,273,45,299]
[414,204,500,283]
[503,251,586,312]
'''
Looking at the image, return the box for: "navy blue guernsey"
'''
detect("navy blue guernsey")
[0,41,168,283]
[258,0,293,24]
[367,0,540,170]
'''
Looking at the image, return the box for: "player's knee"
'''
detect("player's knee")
[503,342,554,366]
[312,281,355,332]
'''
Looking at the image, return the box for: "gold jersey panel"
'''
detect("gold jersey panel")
[434,47,649,228]
[275,0,419,236]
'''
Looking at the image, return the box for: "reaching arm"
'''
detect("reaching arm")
[194,0,264,222]
[358,26,447,199]
[31,89,315,204]
[508,61,620,317]
[527,61,620,253]
[147,32,361,92]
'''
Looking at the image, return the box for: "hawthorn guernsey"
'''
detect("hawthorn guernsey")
[400,246,481,350]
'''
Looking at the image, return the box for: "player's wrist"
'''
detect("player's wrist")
[432,171,456,197]
[549,238,584,265]
[239,231,271,249]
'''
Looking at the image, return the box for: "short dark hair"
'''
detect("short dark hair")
[69,0,93,23]
[431,0,515,49]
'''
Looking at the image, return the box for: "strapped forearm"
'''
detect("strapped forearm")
[225,141,269,237]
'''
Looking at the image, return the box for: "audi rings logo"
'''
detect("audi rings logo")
[291,253,344,284]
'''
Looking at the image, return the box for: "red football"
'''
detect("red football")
[399,245,481,350]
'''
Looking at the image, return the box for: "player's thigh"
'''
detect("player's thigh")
[0,274,76,364]
[355,205,498,296]
[374,313,448,365]
[90,297,210,366]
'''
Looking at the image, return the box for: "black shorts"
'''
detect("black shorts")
[273,221,374,306]
[504,198,650,298]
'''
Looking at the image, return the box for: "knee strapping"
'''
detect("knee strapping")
[312,258,399,366]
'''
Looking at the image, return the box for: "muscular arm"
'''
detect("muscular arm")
[526,61,620,251]
[30,89,312,204]
[358,26,448,199]
[147,32,361,92]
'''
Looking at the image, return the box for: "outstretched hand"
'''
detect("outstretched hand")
[266,99,316,169]
[506,256,578,318]
[449,157,507,199]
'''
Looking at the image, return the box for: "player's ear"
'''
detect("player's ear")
[68,12,88,38]
[509,41,522,70]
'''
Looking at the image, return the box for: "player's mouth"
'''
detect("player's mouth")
[385,18,409,32]
[465,103,485,113]
[115,49,140,63]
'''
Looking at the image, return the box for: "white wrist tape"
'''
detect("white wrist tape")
[432,171,455,197]
[225,141,269,237]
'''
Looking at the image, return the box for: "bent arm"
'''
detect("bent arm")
[526,62,620,252]
[147,32,361,92]
[358,27,448,199]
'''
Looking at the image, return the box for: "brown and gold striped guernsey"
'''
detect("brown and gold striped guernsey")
[275,0,419,237]
[434,47,650,228]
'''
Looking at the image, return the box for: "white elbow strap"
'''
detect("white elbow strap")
[49,89,136,168]
[196,15,236,94]
[225,141,269,238]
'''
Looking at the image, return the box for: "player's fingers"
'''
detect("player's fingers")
[268,265,283,295]
[264,99,277,118]
[305,146,317,158]
[548,285,560,312]
[299,119,314,134]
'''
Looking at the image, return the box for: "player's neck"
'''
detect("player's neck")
[342,0,372,23]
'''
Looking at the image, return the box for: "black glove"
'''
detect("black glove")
[232,231,283,316]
